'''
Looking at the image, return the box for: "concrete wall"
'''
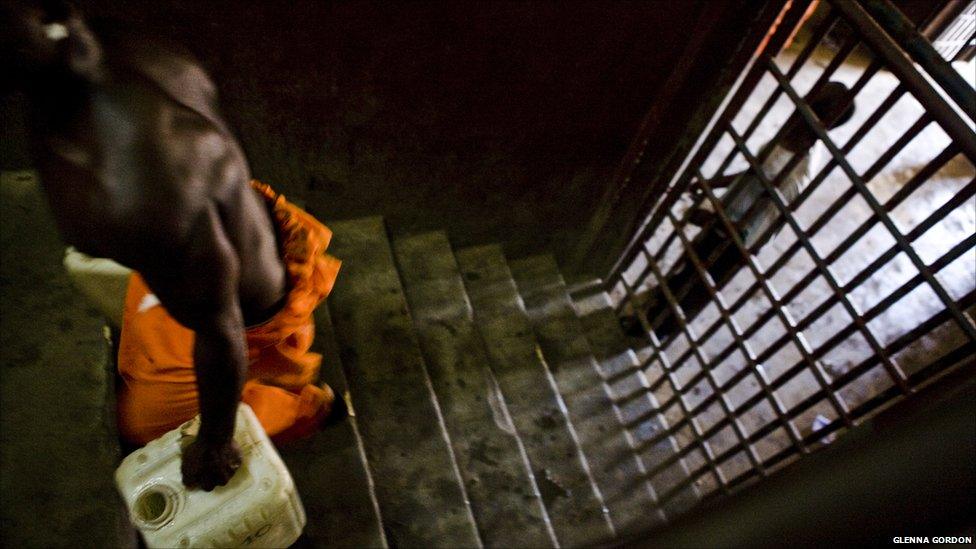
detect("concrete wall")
[2,0,766,272]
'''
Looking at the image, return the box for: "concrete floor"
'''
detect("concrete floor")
[614,33,976,495]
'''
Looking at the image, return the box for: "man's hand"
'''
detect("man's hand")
[181,438,242,491]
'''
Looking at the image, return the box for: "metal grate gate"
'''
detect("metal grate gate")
[604,0,976,515]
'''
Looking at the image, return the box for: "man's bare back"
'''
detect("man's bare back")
[4,1,291,490]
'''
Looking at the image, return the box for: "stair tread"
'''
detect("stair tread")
[326,217,482,549]
[573,291,701,520]
[456,245,615,548]
[393,231,556,549]
[278,303,387,548]
[509,255,665,537]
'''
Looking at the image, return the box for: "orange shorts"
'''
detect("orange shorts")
[116,181,341,445]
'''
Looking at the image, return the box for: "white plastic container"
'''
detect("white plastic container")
[115,404,306,548]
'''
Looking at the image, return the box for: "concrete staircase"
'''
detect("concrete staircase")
[0,175,697,548]
[295,216,701,547]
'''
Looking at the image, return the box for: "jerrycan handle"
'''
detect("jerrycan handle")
[178,418,201,451]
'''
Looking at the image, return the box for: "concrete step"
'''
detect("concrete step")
[573,291,701,520]
[326,217,482,549]
[0,170,135,548]
[509,255,661,538]
[456,244,615,548]
[277,302,387,548]
[392,232,556,549]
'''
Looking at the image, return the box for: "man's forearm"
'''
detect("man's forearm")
[192,322,247,444]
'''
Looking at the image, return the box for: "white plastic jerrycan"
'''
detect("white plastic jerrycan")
[115,404,306,548]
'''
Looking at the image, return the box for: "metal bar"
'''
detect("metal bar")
[637,57,889,344]
[766,57,976,343]
[726,83,909,306]
[680,156,851,422]
[828,0,976,163]
[857,0,976,122]
[611,21,860,317]
[766,139,954,280]
[653,109,943,409]
[739,12,845,147]
[712,12,855,195]
[616,0,976,521]
[752,226,974,377]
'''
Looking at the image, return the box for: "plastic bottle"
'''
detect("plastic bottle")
[115,404,306,548]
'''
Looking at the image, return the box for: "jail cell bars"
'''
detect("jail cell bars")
[604,0,976,513]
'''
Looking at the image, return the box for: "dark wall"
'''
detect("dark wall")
[4,0,767,268]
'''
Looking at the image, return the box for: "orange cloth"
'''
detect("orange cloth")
[116,181,341,445]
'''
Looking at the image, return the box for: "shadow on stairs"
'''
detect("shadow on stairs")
[285,215,700,548]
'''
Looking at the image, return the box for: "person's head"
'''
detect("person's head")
[1,0,102,93]
[779,81,856,152]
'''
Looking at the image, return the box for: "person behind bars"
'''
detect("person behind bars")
[621,81,855,341]
[2,0,345,491]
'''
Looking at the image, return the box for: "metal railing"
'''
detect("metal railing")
[602,0,976,515]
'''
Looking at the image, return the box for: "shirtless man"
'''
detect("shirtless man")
[4,1,341,490]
